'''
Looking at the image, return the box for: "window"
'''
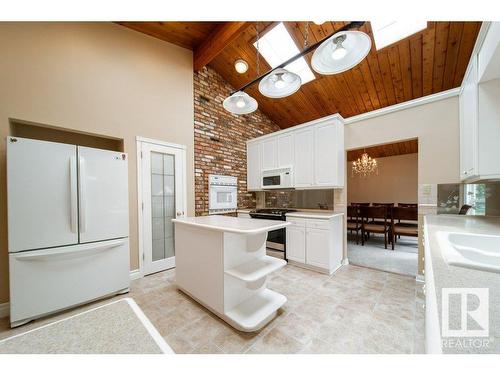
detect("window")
[371,21,427,50]
[254,22,316,84]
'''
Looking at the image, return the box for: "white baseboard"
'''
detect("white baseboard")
[0,302,9,319]
[130,269,143,280]
[342,258,349,265]
[0,270,144,319]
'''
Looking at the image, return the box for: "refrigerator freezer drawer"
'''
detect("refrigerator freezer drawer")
[9,239,130,326]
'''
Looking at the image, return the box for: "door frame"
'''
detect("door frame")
[136,136,187,277]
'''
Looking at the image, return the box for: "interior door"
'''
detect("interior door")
[78,146,129,243]
[7,137,78,252]
[140,141,186,275]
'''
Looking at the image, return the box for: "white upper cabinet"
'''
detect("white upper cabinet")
[293,128,314,188]
[246,114,345,190]
[459,55,478,181]
[261,138,278,170]
[247,142,261,191]
[314,120,344,187]
[277,133,294,168]
[459,22,500,182]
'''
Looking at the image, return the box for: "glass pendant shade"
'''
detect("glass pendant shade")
[311,31,371,75]
[223,91,258,115]
[258,68,302,98]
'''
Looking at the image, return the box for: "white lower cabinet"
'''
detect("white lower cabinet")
[286,225,306,263]
[285,214,343,274]
[305,228,331,269]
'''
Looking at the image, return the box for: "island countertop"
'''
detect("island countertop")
[172,215,290,235]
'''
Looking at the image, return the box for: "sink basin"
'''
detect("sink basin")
[437,231,500,273]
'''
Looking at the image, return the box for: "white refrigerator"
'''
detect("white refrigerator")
[7,137,130,327]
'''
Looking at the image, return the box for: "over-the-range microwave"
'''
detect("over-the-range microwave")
[262,167,293,189]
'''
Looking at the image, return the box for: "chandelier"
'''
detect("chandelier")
[352,152,378,177]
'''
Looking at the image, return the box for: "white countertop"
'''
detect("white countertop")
[424,214,500,353]
[286,211,344,219]
[173,215,289,234]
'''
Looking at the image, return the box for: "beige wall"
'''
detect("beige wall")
[340,96,460,275]
[347,153,418,205]
[0,22,195,304]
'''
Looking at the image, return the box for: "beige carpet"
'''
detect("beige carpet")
[0,298,172,354]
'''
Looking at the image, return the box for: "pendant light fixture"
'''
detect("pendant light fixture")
[223,91,258,115]
[259,68,302,98]
[311,30,371,75]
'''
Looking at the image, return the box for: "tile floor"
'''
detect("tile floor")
[348,233,419,276]
[0,264,425,354]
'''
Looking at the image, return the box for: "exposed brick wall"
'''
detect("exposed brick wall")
[194,66,280,216]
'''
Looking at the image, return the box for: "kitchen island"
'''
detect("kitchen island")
[172,215,289,332]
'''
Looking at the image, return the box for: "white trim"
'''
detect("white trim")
[130,269,142,281]
[136,137,187,276]
[0,302,9,318]
[135,136,186,150]
[344,88,460,125]
[342,258,349,266]
[416,274,425,283]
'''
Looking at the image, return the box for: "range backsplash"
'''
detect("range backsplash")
[437,181,500,216]
[260,189,335,210]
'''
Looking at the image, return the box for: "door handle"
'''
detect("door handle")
[70,156,78,233]
[176,211,184,217]
[14,239,125,260]
[78,155,86,233]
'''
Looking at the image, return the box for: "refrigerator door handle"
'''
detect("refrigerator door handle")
[13,239,126,260]
[70,156,78,233]
[78,155,86,233]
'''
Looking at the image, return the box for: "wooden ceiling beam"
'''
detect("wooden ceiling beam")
[193,22,250,72]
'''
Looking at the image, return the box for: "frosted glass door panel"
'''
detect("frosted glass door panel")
[151,152,175,262]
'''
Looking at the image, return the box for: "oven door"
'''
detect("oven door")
[209,185,237,211]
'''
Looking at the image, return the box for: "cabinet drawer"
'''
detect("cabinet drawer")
[286,217,306,227]
[306,219,330,230]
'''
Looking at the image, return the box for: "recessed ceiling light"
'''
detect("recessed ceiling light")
[234,59,249,74]
[313,21,326,26]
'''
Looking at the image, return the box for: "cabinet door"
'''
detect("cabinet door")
[277,133,294,168]
[314,122,338,186]
[247,142,261,191]
[305,228,331,269]
[293,129,314,187]
[286,225,306,263]
[261,138,277,170]
[459,55,478,181]
[78,146,129,243]
[7,137,78,252]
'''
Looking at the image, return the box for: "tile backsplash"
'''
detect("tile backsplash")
[260,189,335,210]
[437,182,500,216]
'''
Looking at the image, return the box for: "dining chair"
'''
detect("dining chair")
[347,205,362,244]
[359,205,391,249]
[391,207,418,250]
[459,204,472,215]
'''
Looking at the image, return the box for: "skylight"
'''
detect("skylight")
[253,22,316,85]
[371,21,427,50]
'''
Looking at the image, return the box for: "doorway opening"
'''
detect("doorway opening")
[346,139,418,276]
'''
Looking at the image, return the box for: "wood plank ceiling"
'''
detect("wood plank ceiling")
[347,139,418,162]
[117,22,223,49]
[118,21,481,129]
[208,21,481,128]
